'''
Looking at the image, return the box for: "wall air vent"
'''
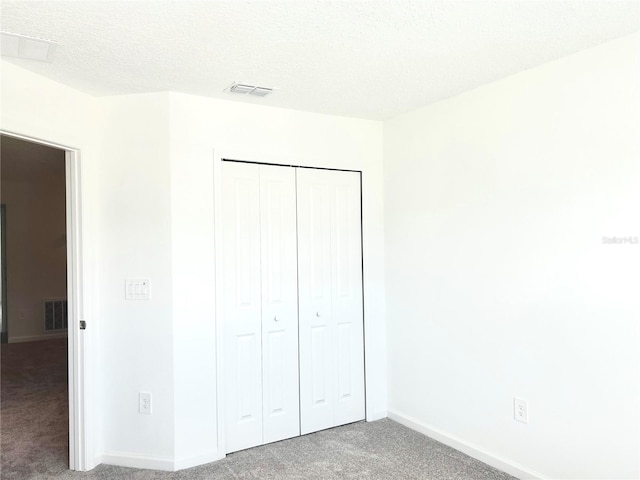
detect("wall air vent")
[44,299,68,331]
[1,31,57,62]
[225,82,274,97]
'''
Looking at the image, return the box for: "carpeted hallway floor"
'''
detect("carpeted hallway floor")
[1,339,515,480]
[1,338,69,479]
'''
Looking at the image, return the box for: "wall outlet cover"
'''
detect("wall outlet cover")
[514,397,529,424]
[139,392,152,414]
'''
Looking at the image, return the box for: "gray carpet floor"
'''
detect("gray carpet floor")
[1,339,515,480]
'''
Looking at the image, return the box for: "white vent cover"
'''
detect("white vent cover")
[1,31,56,62]
[225,82,274,97]
[250,87,273,97]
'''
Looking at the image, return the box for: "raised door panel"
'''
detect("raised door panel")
[259,165,300,444]
[297,169,334,435]
[328,171,365,426]
[221,161,263,453]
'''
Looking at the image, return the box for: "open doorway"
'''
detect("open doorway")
[0,135,69,475]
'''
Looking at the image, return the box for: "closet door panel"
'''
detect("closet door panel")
[259,165,300,444]
[298,169,365,434]
[329,172,365,426]
[221,161,263,453]
[297,169,334,435]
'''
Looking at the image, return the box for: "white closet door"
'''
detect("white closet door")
[222,161,263,453]
[259,165,300,444]
[222,162,300,453]
[297,168,365,435]
[328,171,365,426]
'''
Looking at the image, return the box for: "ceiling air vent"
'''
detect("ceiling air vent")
[250,87,273,97]
[225,82,274,97]
[1,31,56,62]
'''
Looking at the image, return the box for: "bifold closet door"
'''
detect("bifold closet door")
[259,165,300,445]
[222,161,300,453]
[296,168,365,435]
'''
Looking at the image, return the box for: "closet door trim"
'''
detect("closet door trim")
[222,158,362,174]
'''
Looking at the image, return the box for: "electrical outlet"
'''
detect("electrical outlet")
[514,397,528,423]
[139,392,152,414]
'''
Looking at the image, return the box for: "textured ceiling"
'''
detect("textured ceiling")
[0,0,638,120]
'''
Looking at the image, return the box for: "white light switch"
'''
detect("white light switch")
[125,279,150,300]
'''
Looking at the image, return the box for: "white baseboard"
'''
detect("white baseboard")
[100,452,175,471]
[387,409,548,480]
[100,449,222,472]
[8,332,67,343]
[173,449,222,471]
[99,412,545,476]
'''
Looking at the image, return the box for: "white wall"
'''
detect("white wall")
[1,60,386,471]
[0,60,101,468]
[96,93,176,466]
[169,93,386,465]
[384,33,640,479]
[1,160,67,342]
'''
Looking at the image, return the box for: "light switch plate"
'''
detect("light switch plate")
[125,279,150,300]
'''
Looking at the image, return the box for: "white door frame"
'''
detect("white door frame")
[0,130,87,471]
